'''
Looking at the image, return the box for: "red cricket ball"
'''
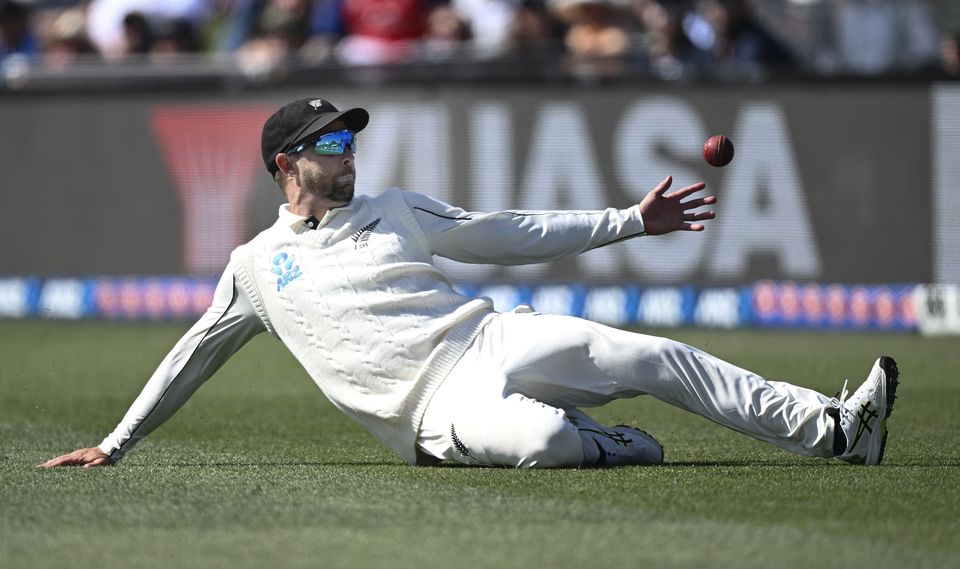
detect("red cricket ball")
[703,135,734,167]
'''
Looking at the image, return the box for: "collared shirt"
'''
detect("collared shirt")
[98,188,647,464]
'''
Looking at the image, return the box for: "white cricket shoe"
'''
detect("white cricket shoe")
[566,409,664,466]
[835,356,901,466]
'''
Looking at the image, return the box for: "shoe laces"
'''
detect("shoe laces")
[833,379,850,407]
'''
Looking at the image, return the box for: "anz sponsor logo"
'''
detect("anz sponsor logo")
[583,287,631,326]
[694,288,741,329]
[272,252,303,291]
[530,285,576,316]
[638,288,685,327]
[0,278,31,318]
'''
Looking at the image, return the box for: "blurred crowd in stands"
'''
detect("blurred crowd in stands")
[1,0,959,80]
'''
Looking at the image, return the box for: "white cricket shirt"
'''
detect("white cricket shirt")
[98,188,646,464]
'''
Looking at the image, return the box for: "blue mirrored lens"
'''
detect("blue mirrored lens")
[289,130,356,156]
[313,130,355,155]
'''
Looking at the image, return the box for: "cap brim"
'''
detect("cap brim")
[290,107,369,149]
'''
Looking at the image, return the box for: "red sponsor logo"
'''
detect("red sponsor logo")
[802,284,823,323]
[143,279,167,319]
[780,282,800,321]
[826,285,846,325]
[151,105,274,274]
[874,287,896,326]
[850,287,871,326]
[754,280,777,318]
[191,280,217,315]
[95,279,119,318]
[120,278,143,319]
[899,288,917,325]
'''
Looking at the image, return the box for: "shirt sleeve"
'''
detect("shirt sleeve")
[98,267,266,462]
[401,190,646,265]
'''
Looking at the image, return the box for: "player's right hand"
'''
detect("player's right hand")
[38,447,115,468]
[638,176,715,235]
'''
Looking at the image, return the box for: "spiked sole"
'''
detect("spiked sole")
[875,356,900,465]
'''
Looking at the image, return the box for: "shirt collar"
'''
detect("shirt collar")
[277,204,310,231]
[276,199,358,231]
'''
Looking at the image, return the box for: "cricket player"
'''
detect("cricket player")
[41,98,900,469]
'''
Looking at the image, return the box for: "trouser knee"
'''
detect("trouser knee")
[512,413,584,468]
[454,397,584,468]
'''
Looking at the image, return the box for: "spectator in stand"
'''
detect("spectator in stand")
[553,0,631,59]
[86,0,210,60]
[120,11,153,56]
[824,0,938,76]
[451,0,516,58]
[150,18,203,62]
[942,30,960,78]
[695,0,794,70]
[634,0,707,79]
[235,0,312,76]
[212,0,263,53]
[421,3,471,61]
[221,0,341,66]
[550,0,632,78]
[41,8,100,69]
[0,0,39,62]
[210,0,265,53]
[336,0,428,65]
[301,0,346,63]
[507,0,565,55]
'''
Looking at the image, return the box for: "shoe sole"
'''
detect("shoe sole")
[875,355,900,465]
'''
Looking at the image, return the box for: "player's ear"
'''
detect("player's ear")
[275,153,295,176]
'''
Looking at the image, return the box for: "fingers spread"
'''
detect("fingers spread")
[684,211,715,222]
[38,449,105,468]
[38,456,71,468]
[681,196,717,210]
[652,176,673,196]
[665,182,706,200]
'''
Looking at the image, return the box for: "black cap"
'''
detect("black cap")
[261,98,369,176]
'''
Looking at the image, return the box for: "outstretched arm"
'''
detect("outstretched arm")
[404,190,646,265]
[403,176,715,265]
[638,176,716,235]
[38,269,265,468]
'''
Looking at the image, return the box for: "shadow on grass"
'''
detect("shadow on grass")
[66,459,959,469]
[142,461,405,468]
[175,461,508,469]
[664,460,960,468]
[664,460,823,468]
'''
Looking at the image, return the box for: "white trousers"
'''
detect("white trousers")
[416,311,837,467]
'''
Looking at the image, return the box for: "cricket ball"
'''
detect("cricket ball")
[703,135,734,167]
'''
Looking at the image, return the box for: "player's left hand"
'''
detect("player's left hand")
[37,447,114,468]
[638,176,716,235]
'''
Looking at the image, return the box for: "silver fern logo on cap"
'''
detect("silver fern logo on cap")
[308,99,327,110]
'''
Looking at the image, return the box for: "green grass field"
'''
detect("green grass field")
[2,321,959,569]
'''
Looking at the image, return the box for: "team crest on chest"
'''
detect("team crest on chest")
[351,218,381,249]
[272,252,302,291]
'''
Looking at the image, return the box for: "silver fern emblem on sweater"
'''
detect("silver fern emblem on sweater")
[351,218,381,249]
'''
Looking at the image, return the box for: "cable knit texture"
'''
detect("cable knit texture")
[232,189,494,464]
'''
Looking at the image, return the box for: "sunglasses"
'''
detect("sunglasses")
[287,129,357,156]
